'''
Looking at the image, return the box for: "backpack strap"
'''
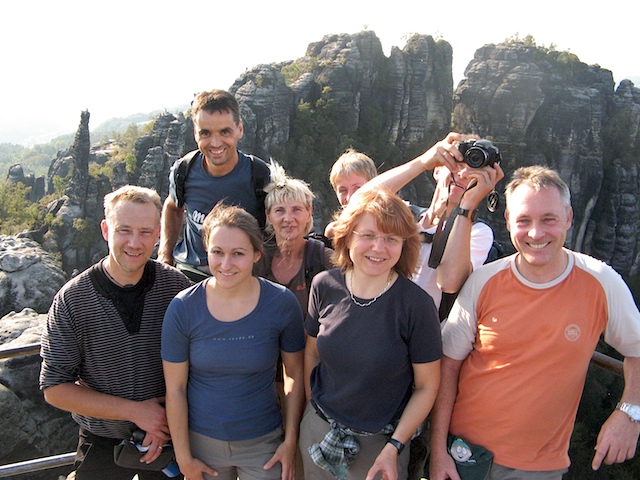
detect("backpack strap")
[304,237,326,286]
[248,155,270,229]
[173,150,200,209]
[173,151,270,229]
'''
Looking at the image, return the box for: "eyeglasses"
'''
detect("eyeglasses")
[352,231,404,246]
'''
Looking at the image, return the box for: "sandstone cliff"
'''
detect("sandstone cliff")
[0,308,76,478]
[0,236,66,318]
[2,30,640,477]
[452,42,640,276]
[8,32,640,279]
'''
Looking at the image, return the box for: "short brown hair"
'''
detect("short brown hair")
[505,165,571,213]
[331,188,420,278]
[191,89,240,125]
[104,185,162,221]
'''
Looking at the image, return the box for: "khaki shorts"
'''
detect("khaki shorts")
[189,428,284,480]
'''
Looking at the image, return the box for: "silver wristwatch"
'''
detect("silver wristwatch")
[616,402,640,422]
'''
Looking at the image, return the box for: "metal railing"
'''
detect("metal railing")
[0,343,76,478]
[0,342,626,477]
[0,454,75,478]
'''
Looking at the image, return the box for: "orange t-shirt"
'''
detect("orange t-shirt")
[442,251,640,471]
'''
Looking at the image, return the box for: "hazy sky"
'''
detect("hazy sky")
[2,0,638,146]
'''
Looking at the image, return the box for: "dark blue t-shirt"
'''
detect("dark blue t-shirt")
[306,269,442,433]
[169,151,261,266]
[162,277,305,441]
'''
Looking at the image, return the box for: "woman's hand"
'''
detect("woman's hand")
[365,442,399,480]
[263,440,296,480]
[176,455,219,480]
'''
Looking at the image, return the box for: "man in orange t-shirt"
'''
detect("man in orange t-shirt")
[429,166,640,480]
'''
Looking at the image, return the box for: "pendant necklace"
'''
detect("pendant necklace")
[103,263,133,288]
[348,270,394,307]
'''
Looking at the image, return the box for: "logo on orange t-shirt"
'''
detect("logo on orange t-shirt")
[564,324,581,342]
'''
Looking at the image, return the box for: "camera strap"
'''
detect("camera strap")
[427,204,460,269]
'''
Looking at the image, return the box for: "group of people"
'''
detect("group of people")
[38,89,640,480]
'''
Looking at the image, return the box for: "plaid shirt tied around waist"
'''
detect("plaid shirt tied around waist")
[308,400,420,480]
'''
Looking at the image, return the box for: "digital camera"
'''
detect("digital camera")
[457,139,502,168]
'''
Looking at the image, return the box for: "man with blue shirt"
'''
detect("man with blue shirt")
[158,89,269,281]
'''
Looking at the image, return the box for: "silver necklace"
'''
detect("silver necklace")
[348,271,393,307]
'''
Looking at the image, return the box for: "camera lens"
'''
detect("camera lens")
[464,147,488,168]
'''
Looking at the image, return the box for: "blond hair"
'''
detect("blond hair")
[329,148,378,191]
[103,185,162,221]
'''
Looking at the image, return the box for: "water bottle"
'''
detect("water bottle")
[160,459,181,477]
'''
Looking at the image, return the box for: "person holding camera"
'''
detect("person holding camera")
[39,186,192,480]
[346,132,503,480]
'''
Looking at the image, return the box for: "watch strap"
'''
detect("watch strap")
[387,437,405,453]
[457,207,477,222]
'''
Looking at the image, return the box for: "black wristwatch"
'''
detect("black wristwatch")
[457,207,478,222]
[387,437,405,453]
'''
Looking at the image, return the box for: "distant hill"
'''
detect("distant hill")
[0,106,189,178]
[90,106,188,141]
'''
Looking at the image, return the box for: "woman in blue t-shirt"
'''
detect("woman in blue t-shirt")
[162,203,306,480]
[301,188,443,480]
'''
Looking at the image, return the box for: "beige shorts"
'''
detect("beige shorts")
[189,428,283,480]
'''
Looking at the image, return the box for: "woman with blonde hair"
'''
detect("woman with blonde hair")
[300,188,442,480]
[261,162,333,312]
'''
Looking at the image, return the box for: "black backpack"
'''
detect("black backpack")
[304,235,331,286]
[172,150,270,229]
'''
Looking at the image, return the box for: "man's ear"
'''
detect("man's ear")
[504,209,511,232]
[100,219,109,242]
[237,119,244,140]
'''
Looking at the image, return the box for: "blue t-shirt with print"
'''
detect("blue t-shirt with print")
[169,151,261,266]
[161,277,304,441]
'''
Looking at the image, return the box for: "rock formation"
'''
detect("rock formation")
[0,236,66,318]
[9,32,640,279]
[5,164,45,202]
[0,308,76,479]
[231,31,454,212]
[452,42,640,276]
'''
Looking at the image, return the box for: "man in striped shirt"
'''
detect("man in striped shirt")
[39,185,191,480]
